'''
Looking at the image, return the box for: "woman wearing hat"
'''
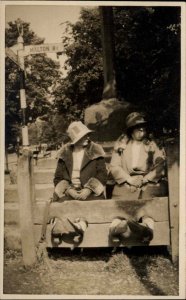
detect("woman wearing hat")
[109,112,168,243]
[51,121,108,243]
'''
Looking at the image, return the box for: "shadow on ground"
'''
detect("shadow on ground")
[4,246,179,296]
[124,246,171,296]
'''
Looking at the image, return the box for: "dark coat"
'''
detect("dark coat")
[54,141,108,193]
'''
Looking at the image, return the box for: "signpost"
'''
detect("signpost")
[5,22,65,265]
[23,43,63,56]
[5,47,22,68]
[6,22,63,147]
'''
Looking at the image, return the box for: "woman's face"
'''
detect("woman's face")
[75,134,89,147]
[131,126,147,141]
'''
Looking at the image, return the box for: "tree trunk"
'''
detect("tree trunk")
[99,6,117,99]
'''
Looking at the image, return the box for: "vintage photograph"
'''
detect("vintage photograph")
[1,0,185,298]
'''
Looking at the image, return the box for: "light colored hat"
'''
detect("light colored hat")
[67,121,92,144]
[126,112,147,130]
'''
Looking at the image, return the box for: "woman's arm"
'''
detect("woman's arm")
[53,159,70,187]
[143,141,166,183]
[84,157,108,196]
[109,150,131,184]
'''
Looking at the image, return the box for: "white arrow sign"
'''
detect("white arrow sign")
[5,47,23,69]
[23,43,64,56]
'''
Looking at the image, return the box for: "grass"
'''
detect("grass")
[3,246,179,296]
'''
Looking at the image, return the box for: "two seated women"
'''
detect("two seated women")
[51,112,168,244]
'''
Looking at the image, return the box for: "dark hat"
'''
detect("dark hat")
[126,112,147,130]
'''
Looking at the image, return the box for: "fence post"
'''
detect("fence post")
[17,149,37,266]
[30,154,36,208]
[165,137,179,264]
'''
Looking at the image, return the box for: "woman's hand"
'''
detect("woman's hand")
[127,176,143,188]
[67,188,81,199]
[66,187,92,200]
[77,188,92,200]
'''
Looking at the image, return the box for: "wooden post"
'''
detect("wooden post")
[17,21,29,147]
[165,138,179,263]
[99,6,117,99]
[30,155,36,208]
[5,146,10,174]
[17,149,37,266]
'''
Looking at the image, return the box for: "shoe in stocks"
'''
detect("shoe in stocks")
[109,218,131,242]
[67,218,88,243]
[127,219,153,243]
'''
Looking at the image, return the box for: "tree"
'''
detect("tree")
[5,20,61,146]
[52,8,103,122]
[54,6,180,134]
[113,6,180,133]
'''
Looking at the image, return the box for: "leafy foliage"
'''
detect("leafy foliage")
[113,6,180,133]
[54,6,180,135]
[52,8,104,122]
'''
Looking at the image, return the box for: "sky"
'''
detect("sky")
[5,5,82,43]
[5,4,85,72]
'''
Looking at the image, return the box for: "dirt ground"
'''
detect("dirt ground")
[3,246,179,297]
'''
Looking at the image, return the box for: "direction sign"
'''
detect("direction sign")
[5,47,21,68]
[23,43,64,56]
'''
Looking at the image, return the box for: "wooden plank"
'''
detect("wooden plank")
[41,221,170,248]
[4,185,18,203]
[4,184,53,203]
[4,202,19,225]
[36,158,57,169]
[34,169,54,184]
[35,184,54,199]
[165,139,179,263]
[33,197,169,225]
[17,150,37,266]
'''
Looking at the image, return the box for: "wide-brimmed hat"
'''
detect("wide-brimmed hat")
[67,121,92,144]
[126,112,147,130]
